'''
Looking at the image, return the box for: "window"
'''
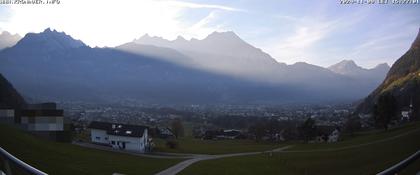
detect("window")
[95,136,100,140]
[105,137,108,140]
[111,141,115,145]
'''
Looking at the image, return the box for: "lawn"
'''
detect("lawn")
[0,124,182,175]
[289,121,420,151]
[154,138,283,154]
[153,120,284,155]
[180,123,420,175]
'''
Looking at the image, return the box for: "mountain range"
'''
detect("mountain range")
[130,31,282,82]
[328,60,389,78]
[0,28,390,105]
[131,32,391,83]
[357,28,420,115]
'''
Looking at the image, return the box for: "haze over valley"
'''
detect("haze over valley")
[0,28,391,105]
[0,1,419,175]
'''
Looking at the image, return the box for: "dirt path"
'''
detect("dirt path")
[154,145,293,175]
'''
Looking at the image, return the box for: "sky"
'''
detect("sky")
[0,0,419,68]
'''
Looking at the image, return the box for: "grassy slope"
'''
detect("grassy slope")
[381,70,420,93]
[154,138,282,155]
[0,124,181,175]
[180,123,420,175]
[290,122,420,150]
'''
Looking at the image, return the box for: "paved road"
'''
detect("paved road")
[155,145,293,175]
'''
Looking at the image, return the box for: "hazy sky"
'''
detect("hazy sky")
[0,0,419,68]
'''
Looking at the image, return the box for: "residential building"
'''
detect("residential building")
[401,98,413,122]
[158,127,175,139]
[88,121,150,153]
[328,129,340,143]
[314,125,340,143]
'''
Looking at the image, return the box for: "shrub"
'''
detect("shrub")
[165,140,178,149]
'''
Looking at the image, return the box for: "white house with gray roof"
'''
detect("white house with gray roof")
[88,121,150,153]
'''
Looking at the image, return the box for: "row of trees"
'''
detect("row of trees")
[163,92,404,148]
[247,117,326,143]
[248,119,300,142]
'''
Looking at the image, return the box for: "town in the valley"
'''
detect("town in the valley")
[0,99,415,153]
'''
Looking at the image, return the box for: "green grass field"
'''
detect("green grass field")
[154,138,282,154]
[289,122,420,151]
[154,120,284,155]
[180,123,420,175]
[0,124,182,175]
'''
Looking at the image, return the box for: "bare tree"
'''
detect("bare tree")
[171,118,184,139]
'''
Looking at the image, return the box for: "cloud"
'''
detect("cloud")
[258,4,420,68]
[183,11,225,39]
[0,0,236,47]
[262,18,340,64]
[347,26,418,68]
[260,8,369,65]
[279,22,336,49]
[273,15,301,22]
[350,33,408,56]
[165,0,245,12]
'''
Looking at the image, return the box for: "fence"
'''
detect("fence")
[0,147,47,175]
[376,150,420,175]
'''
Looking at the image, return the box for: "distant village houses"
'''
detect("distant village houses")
[202,129,246,140]
[400,99,413,122]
